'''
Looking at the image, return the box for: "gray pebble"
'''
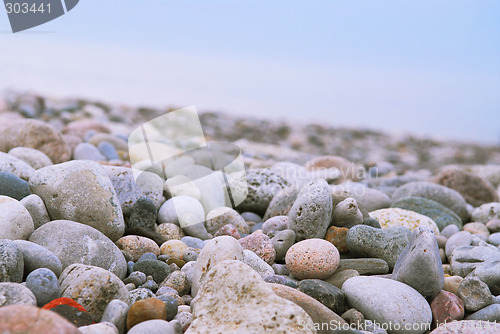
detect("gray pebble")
[473,261,500,295]
[25,268,60,307]
[298,279,346,315]
[337,258,389,275]
[262,216,289,238]
[129,288,155,304]
[100,299,130,334]
[157,294,178,321]
[0,171,30,200]
[181,236,205,249]
[488,233,500,246]
[140,279,158,292]
[123,271,147,286]
[332,197,363,228]
[73,142,106,161]
[457,276,493,312]
[241,212,262,223]
[182,247,199,262]
[465,303,500,322]
[0,282,36,306]
[0,239,24,283]
[137,252,157,262]
[133,259,171,284]
[441,224,460,238]
[271,263,289,276]
[13,240,62,277]
[450,246,500,277]
[127,319,177,334]
[20,194,50,229]
[271,229,295,261]
[97,141,119,160]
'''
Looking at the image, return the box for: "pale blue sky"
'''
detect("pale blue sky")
[1,1,499,143]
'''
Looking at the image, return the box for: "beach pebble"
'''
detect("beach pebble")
[29,220,127,279]
[264,275,297,288]
[29,160,125,241]
[20,194,50,229]
[160,240,188,260]
[205,207,249,235]
[160,270,189,296]
[241,211,262,223]
[465,303,500,322]
[129,288,155,304]
[0,305,79,333]
[126,298,167,330]
[100,299,129,334]
[116,235,160,262]
[486,219,500,233]
[342,276,432,334]
[188,260,315,333]
[133,259,171,284]
[391,226,444,299]
[0,239,24,283]
[288,179,333,241]
[0,195,34,240]
[336,258,389,275]
[430,290,465,327]
[158,196,211,239]
[239,230,276,264]
[242,249,274,278]
[59,264,130,320]
[98,141,119,160]
[128,319,176,334]
[332,183,391,212]
[127,197,157,231]
[324,226,349,253]
[441,224,460,238]
[0,282,36,306]
[263,185,301,220]
[369,207,439,235]
[271,229,295,261]
[73,142,106,161]
[472,261,500,295]
[449,245,500,277]
[13,240,62,277]
[297,279,345,315]
[346,225,412,270]
[25,268,60,307]
[471,202,500,223]
[443,275,463,295]
[174,312,193,332]
[324,269,359,289]
[332,197,363,228]
[456,276,493,312]
[0,171,30,200]
[0,151,36,181]
[213,223,241,239]
[156,223,185,241]
[78,322,119,334]
[285,238,340,280]
[445,231,472,258]
[464,222,490,238]
[181,236,205,249]
[262,215,289,238]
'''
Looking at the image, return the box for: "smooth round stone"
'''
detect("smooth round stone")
[250,222,263,233]
[103,166,164,216]
[449,245,500,277]
[159,270,189,295]
[332,197,363,228]
[159,196,211,240]
[59,264,130,320]
[0,239,24,283]
[25,268,59,307]
[174,312,193,332]
[100,299,130,334]
[0,282,36,306]
[241,211,262,223]
[155,293,178,320]
[445,231,472,258]
[263,185,301,220]
[128,319,176,334]
[472,202,500,223]
[324,269,359,289]
[262,215,289,238]
[237,168,289,216]
[181,262,195,286]
[88,133,128,151]
[116,235,160,262]
[0,196,34,240]
[180,236,205,249]
[332,183,392,212]
[160,240,188,260]
[443,276,463,295]
[127,298,167,330]
[430,320,500,334]
[298,279,345,315]
[392,196,463,231]
[13,240,62,277]
[97,141,119,160]
[20,194,50,229]
[129,288,156,304]
[137,253,157,262]
[369,207,439,235]
[213,223,241,239]
[140,279,158,292]
[238,230,276,264]
[463,222,490,238]
[29,160,125,241]
[29,220,127,279]
[465,303,500,322]
[342,276,432,334]
[192,236,244,297]
[271,229,295,261]
[73,142,106,161]
[336,258,389,275]
[182,247,199,262]
[391,181,469,222]
[0,171,30,200]
[288,179,333,241]
[0,305,80,333]
[285,238,340,280]
[242,249,274,278]
[124,271,147,287]
[472,261,500,295]
[8,147,53,170]
[205,207,249,235]
[0,119,71,163]
[430,290,465,327]
[486,219,500,233]
[156,223,185,241]
[0,151,36,181]
[133,259,171,284]
[346,225,412,270]
[457,276,493,312]
[264,275,298,288]
[78,322,119,334]
[325,226,349,253]
[441,224,460,238]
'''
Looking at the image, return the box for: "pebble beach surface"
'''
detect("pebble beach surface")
[1,92,500,333]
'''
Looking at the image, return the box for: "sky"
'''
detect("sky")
[1,0,499,144]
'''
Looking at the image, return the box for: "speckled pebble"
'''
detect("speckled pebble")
[238,230,276,264]
[160,240,188,260]
[369,207,439,235]
[25,268,60,307]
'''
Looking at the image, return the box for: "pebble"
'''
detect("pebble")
[324,226,349,253]
[324,269,359,289]
[181,236,205,249]
[332,183,392,212]
[159,270,188,296]
[29,220,127,279]
[98,141,119,160]
[392,196,463,231]
[59,264,130,320]
[297,279,345,315]
[13,240,63,277]
[189,260,315,333]
[449,245,500,277]
[124,271,147,287]
[0,195,35,240]
[29,160,125,241]
[103,166,164,216]
[465,303,500,322]
[264,274,298,288]
[158,196,211,239]
[241,211,262,223]
[332,197,363,228]
[445,231,472,258]
[441,224,460,238]
[116,235,160,262]
[0,304,79,333]
[263,185,301,220]
[133,259,171,284]
[0,119,71,163]
[156,294,178,320]
[205,207,249,235]
[369,207,440,235]
[238,230,276,264]
[472,261,500,295]
[78,322,119,334]
[0,239,24,283]
[346,225,412,270]
[213,223,241,239]
[471,202,500,223]
[430,290,465,327]
[100,299,130,334]
[391,181,469,222]
[160,240,188,260]
[182,247,200,262]
[237,168,289,216]
[391,226,444,299]
[0,151,36,181]
[285,238,340,280]
[0,171,30,200]
[271,229,295,260]
[20,194,50,229]
[140,279,158,292]
[456,276,493,312]
[336,258,389,275]
[342,276,432,334]
[73,142,106,161]
[434,167,499,207]
[261,215,289,238]
[156,223,185,241]
[25,268,60,307]
[192,236,244,297]
[443,275,463,295]
[242,249,274,278]
[174,311,193,332]
[129,288,156,304]
[126,298,167,330]
[127,197,157,231]
[128,319,177,334]
[0,282,36,306]
[288,179,333,241]
[486,219,500,233]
